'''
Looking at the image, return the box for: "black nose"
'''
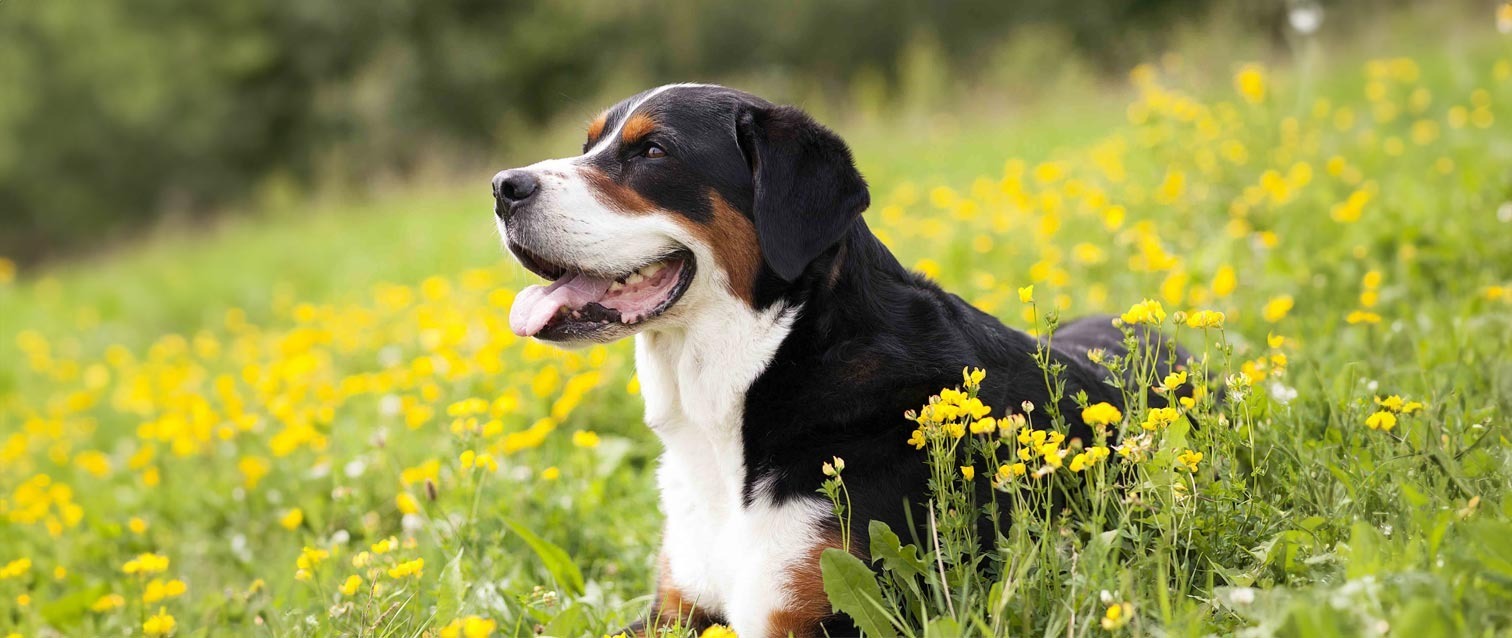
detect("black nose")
[492,169,539,219]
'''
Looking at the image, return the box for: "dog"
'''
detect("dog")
[492,84,1186,637]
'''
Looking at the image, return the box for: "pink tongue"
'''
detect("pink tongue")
[509,272,613,336]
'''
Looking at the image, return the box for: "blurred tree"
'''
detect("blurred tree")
[0,0,1322,263]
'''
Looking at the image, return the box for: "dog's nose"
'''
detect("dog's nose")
[492,169,539,219]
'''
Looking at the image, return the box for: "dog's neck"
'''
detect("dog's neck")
[633,289,795,436]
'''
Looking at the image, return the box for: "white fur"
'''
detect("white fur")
[638,292,831,638]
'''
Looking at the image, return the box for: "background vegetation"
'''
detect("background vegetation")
[0,0,1411,264]
[2,1,1511,637]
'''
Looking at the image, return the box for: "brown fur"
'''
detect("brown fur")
[586,112,608,147]
[649,554,716,633]
[584,169,657,215]
[621,112,656,144]
[686,193,761,306]
[766,528,856,638]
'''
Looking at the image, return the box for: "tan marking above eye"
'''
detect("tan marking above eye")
[621,112,656,144]
[586,112,609,146]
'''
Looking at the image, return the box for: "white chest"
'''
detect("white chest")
[634,303,828,637]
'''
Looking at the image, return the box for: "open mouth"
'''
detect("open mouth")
[507,241,696,340]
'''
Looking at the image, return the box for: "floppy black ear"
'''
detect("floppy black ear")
[736,105,870,282]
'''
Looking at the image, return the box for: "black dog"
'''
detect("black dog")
[492,84,1185,637]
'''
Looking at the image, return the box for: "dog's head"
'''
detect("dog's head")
[493,84,869,345]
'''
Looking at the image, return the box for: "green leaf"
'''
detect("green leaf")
[433,548,468,622]
[821,548,897,637]
[925,614,962,638]
[506,519,586,596]
[868,520,928,579]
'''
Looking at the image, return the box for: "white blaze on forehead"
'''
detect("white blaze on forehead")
[583,83,716,158]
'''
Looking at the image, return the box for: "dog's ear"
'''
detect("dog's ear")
[736,105,870,282]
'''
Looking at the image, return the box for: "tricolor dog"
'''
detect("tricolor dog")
[491,84,1187,637]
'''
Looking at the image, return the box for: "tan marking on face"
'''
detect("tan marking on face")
[767,527,858,638]
[688,192,760,306]
[650,553,718,632]
[586,111,609,147]
[621,112,656,144]
[583,168,657,215]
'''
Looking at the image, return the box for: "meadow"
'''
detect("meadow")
[2,19,1512,638]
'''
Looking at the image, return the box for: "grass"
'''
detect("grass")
[2,19,1512,638]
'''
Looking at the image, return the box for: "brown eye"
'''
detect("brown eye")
[643,144,666,159]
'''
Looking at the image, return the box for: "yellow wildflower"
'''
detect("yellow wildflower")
[1081,402,1123,426]
[1184,309,1225,329]
[572,430,601,448]
[1262,296,1294,322]
[1018,285,1035,303]
[143,607,176,637]
[279,508,303,530]
[1141,407,1179,431]
[123,553,170,576]
[91,593,125,612]
[387,558,424,579]
[1346,310,1382,324]
[1176,449,1203,472]
[1365,411,1397,432]
[1158,371,1187,394]
[960,465,976,481]
[441,616,498,638]
[1101,601,1134,630]
[1120,299,1167,325]
[700,624,739,638]
[1234,64,1267,104]
[339,575,363,596]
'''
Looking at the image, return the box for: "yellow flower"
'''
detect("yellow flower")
[963,367,986,386]
[1346,310,1382,324]
[1158,371,1187,394]
[387,558,425,580]
[572,430,601,448]
[1141,407,1179,431]
[1081,402,1123,426]
[371,537,397,554]
[441,616,498,638]
[339,574,363,596]
[541,466,561,481]
[960,465,976,481]
[1402,401,1425,414]
[91,593,125,612]
[396,492,420,515]
[1101,601,1134,630]
[1234,64,1267,104]
[1018,285,1034,303]
[122,553,170,576]
[1365,411,1397,432]
[997,462,1027,480]
[142,578,187,603]
[1176,449,1203,472]
[1120,299,1167,325]
[1184,309,1225,329]
[1262,295,1294,323]
[143,607,176,637]
[700,624,739,638]
[0,558,31,579]
[279,508,303,530]
[969,416,997,435]
[906,429,927,449]
[129,517,149,535]
[1375,395,1405,413]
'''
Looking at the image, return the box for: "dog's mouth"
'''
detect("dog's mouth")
[507,241,696,341]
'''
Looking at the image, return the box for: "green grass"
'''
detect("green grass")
[2,20,1512,638]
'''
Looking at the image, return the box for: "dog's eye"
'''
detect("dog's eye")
[642,144,666,159]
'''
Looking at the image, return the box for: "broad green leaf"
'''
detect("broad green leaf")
[821,548,897,638]
[869,520,928,579]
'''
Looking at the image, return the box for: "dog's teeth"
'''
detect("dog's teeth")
[626,272,645,285]
[642,263,664,278]
[608,281,625,292]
